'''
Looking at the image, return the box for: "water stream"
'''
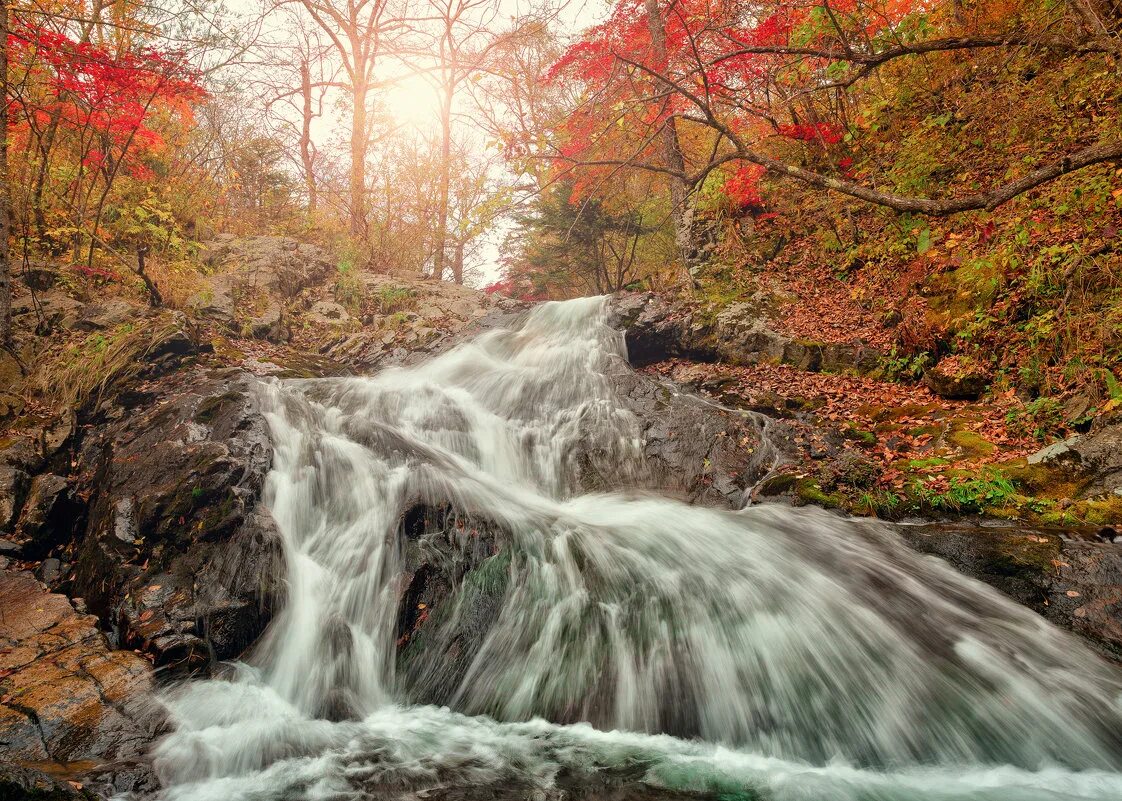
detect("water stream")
[150,298,1122,800]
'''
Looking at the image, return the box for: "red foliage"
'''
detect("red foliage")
[722,165,765,210]
[544,0,897,204]
[777,122,844,145]
[483,277,549,303]
[8,22,206,170]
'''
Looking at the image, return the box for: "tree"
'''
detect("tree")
[421,0,501,283]
[548,0,1122,235]
[502,180,667,297]
[291,0,408,237]
[6,20,205,265]
[258,14,343,218]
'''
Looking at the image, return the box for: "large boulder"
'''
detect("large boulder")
[189,235,334,335]
[607,293,880,372]
[0,570,159,798]
[69,369,284,674]
[1023,413,1122,499]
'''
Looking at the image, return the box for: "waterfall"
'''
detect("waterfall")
[148,297,1122,801]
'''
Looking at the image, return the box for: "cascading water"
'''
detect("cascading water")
[149,298,1122,801]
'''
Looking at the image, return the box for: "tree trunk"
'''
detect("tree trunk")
[432,82,454,280]
[350,77,368,237]
[451,239,464,285]
[643,0,697,282]
[1,0,11,345]
[300,60,318,216]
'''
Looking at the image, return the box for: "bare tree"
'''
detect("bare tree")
[258,14,343,217]
[291,0,410,237]
[419,0,503,283]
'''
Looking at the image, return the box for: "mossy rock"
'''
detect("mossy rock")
[947,428,995,458]
[794,478,847,509]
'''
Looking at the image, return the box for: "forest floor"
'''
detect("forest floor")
[643,251,1121,528]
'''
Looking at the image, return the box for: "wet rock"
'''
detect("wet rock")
[608,293,716,366]
[70,369,284,673]
[607,370,768,508]
[0,433,44,471]
[607,293,879,373]
[1048,538,1122,659]
[0,764,99,800]
[0,466,30,533]
[36,556,64,586]
[922,357,989,400]
[14,473,79,560]
[396,505,509,704]
[0,570,159,795]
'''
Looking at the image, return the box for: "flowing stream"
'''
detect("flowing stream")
[151,298,1122,801]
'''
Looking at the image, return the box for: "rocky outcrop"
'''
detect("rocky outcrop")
[1023,413,1122,500]
[0,570,160,798]
[189,235,335,340]
[321,274,523,371]
[607,293,880,373]
[898,523,1122,661]
[69,369,284,674]
[607,368,775,508]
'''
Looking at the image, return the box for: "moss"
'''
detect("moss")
[947,428,996,458]
[755,473,799,496]
[980,531,1061,578]
[466,550,513,596]
[907,424,944,438]
[795,478,846,509]
[842,424,877,445]
[905,457,950,470]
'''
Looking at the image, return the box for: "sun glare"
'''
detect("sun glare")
[383,72,444,130]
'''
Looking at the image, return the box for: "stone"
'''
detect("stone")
[75,299,141,331]
[922,356,989,400]
[70,369,285,673]
[11,291,86,331]
[0,570,158,794]
[14,473,78,560]
[0,764,99,800]
[308,300,351,325]
[247,302,287,343]
[0,467,30,533]
[1027,436,1081,466]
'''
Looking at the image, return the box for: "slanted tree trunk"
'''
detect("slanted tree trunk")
[644,0,697,282]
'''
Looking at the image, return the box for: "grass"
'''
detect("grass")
[35,315,189,411]
[372,284,415,314]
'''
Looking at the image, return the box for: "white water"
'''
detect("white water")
[150,298,1122,800]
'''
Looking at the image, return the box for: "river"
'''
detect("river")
[145,297,1122,801]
